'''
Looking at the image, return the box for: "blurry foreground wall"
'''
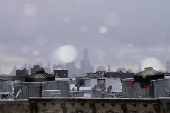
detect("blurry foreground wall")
[0,98,170,113]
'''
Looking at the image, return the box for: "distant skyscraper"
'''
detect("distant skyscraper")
[53,64,60,70]
[65,62,71,76]
[44,62,51,74]
[65,63,70,70]
[36,63,43,68]
[90,66,94,73]
[117,68,126,73]
[70,61,77,75]
[20,63,27,70]
[31,65,44,74]
[83,48,88,60]
[139,62,142,72]
[97,66,106,71]
[76,68,81,76]
[65,61,77,77]
[166,61,170,73]
[28,64,32,75]
[10,65,16,75]
[81,48,90,74]
[47,62,50,68]
[127,69,133,73]
[81,60,90,73]
[108,65,111,72]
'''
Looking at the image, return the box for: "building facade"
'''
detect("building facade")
[16,68,28,76]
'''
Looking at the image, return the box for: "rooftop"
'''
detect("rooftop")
[54,67,67,70]
[135,67,162,76]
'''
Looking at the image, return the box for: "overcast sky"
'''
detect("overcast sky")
[0,0,170,74]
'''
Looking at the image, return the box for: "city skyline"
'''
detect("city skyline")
[0,59,167,75]
[0,50,168,74]
[0,0,169,73]
[0,0,170,113]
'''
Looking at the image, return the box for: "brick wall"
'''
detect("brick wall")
[0,99,164,113]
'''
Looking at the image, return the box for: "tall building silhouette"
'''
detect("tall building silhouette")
[81,48,90,74]
[65,61,77,77]
[166,61,170,73]
[36,63,43,68]
[139,62,142,72]
[83,48,88,60]
[10,65,16,75]
[20,63,27,70]
[108,65,111,72]
[70,61,77,76]
[44,62,51,74]
[28,64,32,75]
[90,66,94,73]
[48,62,50,69]
[117,68,126,73]
[53,64,60,70]
[97,66,106,71]
[127,69,133,73]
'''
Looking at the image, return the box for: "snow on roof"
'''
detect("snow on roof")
[0,99,28,102]
[55,78,70,81]
[122,78,134,81]
[79,87,91,90]
[42,90,60,92]
[29,97,158,100]
[165,76,170,79]
[54,67,67,70]
[0,92,13,94]
[112,89,122,92]
[158,97,170,99]
[70,84,75,89]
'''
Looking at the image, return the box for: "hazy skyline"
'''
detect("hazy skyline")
[0,0,170,74]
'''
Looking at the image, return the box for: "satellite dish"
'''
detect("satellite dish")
[16,89,21,98]
[9,89,21,99]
